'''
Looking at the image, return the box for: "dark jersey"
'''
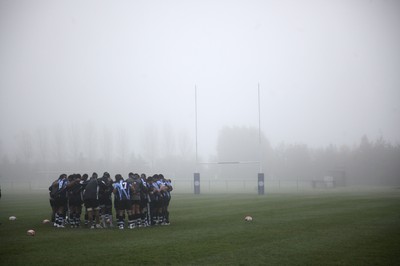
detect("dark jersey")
[83,178,99,200]
[68,181,83,202]
[50,179,68,199]
[98,176,113,200]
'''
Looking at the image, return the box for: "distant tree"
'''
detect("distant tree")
[17,129,34,163]
[162,123,175,157]
[102,126,113,165]
[216,126,270,162]
[285,143,312,181]
[84,121,97,162]
[359,134,372,153]
[116,127,129,164]
[36,127,49,163]
[143,124,158,171]
[216,126,272,179]
[52,125,65,163]
[178,129,193,160]
[68,124,81,164]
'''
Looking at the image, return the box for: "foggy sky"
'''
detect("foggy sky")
[0,0,399,160]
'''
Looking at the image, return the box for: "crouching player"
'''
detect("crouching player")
[113,174,133,229]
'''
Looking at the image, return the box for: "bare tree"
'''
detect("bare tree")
[102,126,113,164]
[178,128,193,160]
[84,121,97,163]
[143,124,158,171]
[52,125,65,163]
[36,126,49,163]
[68,123,81,164]
[162,122,175,157]
[17,129,34,163]
[116,127,129,164]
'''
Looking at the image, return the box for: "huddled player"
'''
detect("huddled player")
[83,173,102,229]
[159,175,173,225]
[98,172,114,228]
[67,174,83,228]
[113,174,133,229]
[140,173,150,226]
[49,174,69,227]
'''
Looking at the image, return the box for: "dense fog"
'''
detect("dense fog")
[0,1,399,190]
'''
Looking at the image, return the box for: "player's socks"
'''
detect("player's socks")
[117,215,124,229]
[134,214,140,227]
[128,215,135,229]
[54,213,59,227]
[106,214,113,227]
[101,214,106,227]
[140,213,147,227]
[58,214,65,227]
[75,215,80,227]
[69,213,75,228]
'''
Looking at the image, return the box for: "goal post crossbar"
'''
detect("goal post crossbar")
[198,161,260,165]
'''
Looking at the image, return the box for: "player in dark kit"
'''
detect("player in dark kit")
[140,173,150,227]
[98,172,114,228]
[159,175,173,225]
[148,175,162,225]
[67,174,83,228]
[83,173,102,229]
[113,174,134,229]
[80,174,89,225]
[50,174,69,228]
[48,183,57,225]
[130,173,143,228]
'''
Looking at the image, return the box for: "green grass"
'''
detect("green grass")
[0,188,399,265]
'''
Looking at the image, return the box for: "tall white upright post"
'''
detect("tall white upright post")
[195,85,198,170]
[258,83,262,173]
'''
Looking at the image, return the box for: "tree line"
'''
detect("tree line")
[0,125,399,188]
[213,126,400,186]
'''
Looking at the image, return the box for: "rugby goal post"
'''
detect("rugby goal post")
[193,85,265,195]
[193,161,264,195]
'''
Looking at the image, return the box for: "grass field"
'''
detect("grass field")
[0,187,399,265]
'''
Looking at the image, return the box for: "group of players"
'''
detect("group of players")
[49,172,172,229]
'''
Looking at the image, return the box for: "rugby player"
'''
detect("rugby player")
[50,174,69,228]
[148,175,162,225]
[140,173,150,227]
[159,175,173,225]
[80,174,89,225]
[130,174,143,228]
[98,172,114,228]
[83,173,102,229]
[113,174,134,229]
[67,174,83,228]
